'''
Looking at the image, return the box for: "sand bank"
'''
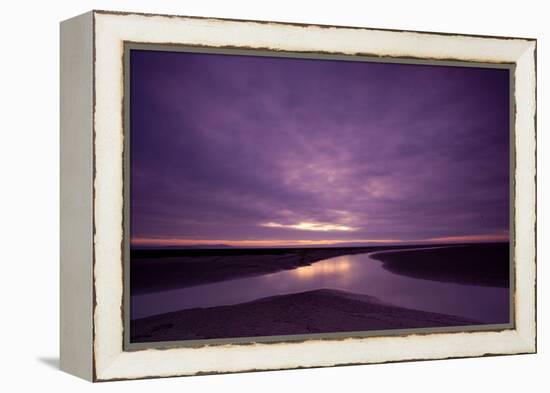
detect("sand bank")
[371,243,509,287]
[131,288,479,343]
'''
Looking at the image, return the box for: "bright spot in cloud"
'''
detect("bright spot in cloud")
[261,221,355,232]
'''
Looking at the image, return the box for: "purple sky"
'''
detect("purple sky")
[130,49,510,247]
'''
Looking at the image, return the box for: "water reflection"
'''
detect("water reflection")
[292,257,351,279]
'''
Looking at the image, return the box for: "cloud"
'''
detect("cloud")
[129,50,510,244]
[261,222,356,232]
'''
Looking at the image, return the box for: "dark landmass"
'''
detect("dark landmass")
[371,242,509,287]
[132,244,235,250]
[130,244,432,294]
[131,289,479,343]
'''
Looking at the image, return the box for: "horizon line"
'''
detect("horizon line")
[131,232,509,248]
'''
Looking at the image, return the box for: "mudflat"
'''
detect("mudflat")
[370,242,509,287]
[130,288,479,343]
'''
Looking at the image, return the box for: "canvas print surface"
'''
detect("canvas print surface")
[128,48,511,344]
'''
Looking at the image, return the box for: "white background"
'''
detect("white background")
[0,0,546,391]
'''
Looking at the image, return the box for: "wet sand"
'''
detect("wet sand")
[371,242,509,287]
[131,288,479,343]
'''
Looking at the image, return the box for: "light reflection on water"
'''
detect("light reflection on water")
[131,248,509,324]
[292,257,352,279]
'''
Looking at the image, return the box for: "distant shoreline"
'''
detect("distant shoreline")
[130,242,508,294]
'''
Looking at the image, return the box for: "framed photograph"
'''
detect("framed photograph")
[60,10,537,381]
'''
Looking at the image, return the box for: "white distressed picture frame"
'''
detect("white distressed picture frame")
[60,10,536,382]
